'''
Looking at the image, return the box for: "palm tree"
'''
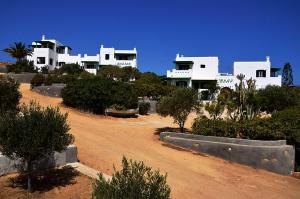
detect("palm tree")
[3,42,32,62]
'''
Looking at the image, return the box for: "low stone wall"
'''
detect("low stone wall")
[138,99,157,113]
[160,132,295,175]
[5,72,39,83]
[32,84,66,98]
[0,145,77,176]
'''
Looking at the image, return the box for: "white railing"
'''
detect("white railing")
[85,68,97,75]
[167,69,192,78]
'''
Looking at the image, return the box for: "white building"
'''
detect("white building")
[167,54,281,95]
[27,35,137,74]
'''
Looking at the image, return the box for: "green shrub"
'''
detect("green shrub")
[59,63,83,75]
[7,60,36,73]
[43,75,53,86]
[0,102,74,192]
[139,102,150,115]
[40,66,49,74]
[157,88,198,132]
[272,106,300,170]
[191,117,285,140]
[109,104,126,111]
[79,71,95,79]
[92,156,171,199]
[192,117,238,138]
[30,74,45,87]
[0,76,21,115]
[256,85,300,113]
[61,77,138,114]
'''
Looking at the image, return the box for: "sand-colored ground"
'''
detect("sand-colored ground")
[0,167,92,199]
[5,83,300,198]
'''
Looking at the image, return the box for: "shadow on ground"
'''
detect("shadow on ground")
[154,126,191,135]
[8,166,79,192]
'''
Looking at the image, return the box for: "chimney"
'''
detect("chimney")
[266,56,270,62]
[100,44,104,48]
[42,35,46,40]
[176,53,180,58]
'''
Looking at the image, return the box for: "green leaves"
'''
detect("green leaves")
[61,77,138,114]
[92,157,171,199]
[157,88,198,132]
[0,101,74,160]
[3,42,32,62]
[0,76,21,115]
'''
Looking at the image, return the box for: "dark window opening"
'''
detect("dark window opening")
[105,54,110,60]
[177,65,190,70]
[58,62,65,66]
[49,58,53,65]
[200,64,206,68]
[176,81,188,87]
[37,57,45,64]
[256,70,266,77]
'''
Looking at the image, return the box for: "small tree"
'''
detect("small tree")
[0,102,74,192]
[157,88,198,132]
[92,156,171,199]
[204,102,224,120]
[0,76,21,115]
[282,62,293,86]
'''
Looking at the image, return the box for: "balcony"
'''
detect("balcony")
[167,69,192,78]
[115,59,136,67]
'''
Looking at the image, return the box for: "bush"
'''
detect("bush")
[0,76,21,115]
[30,73,45,87]
[92,156,171,199]
[61,77,138,114]
[192,117,285,140]
[40,66,49,74]
[0,102,74,192]
[43,75,53,86]
[59,63,83,75]
[157,88,198,132]
[256,85,300,113]
[139,102,150,115]
[7,60,36,73]
[272,106,300,170]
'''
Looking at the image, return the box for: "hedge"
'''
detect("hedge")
[61,77,138,114]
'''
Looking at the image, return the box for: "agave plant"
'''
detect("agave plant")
[3,42,32,62]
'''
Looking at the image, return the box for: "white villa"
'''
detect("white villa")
[26,35,137,74]
[167,54,281,95]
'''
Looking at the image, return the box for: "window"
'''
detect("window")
[49,58,53,65]
[256,70,266,77]
[59,62,65,66]
[176,81,187,87]
[178,65,190,70]
[105,54,110,60]
[37,57,45,64]
[200,64,206,68]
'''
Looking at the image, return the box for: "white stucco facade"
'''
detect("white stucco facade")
[27,35,137,74]
[167,54,281,92]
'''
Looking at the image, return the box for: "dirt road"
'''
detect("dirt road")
[20,84,300,199]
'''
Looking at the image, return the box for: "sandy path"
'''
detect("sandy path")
[20,84,300,199]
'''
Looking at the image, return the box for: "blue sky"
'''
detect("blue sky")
[0,0,299,84]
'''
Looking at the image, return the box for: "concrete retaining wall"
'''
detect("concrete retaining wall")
[32,84,66,98]
[0,145,77,176]
[160,132,295,175]
[6,72,39,83]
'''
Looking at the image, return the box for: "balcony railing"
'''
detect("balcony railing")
[167,69,192,78]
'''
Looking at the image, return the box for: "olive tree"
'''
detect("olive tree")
[0,101,74,192]
[92,156,171,199]
[157,88,198,132]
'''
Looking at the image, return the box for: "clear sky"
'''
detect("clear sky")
[0,0,299,84]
